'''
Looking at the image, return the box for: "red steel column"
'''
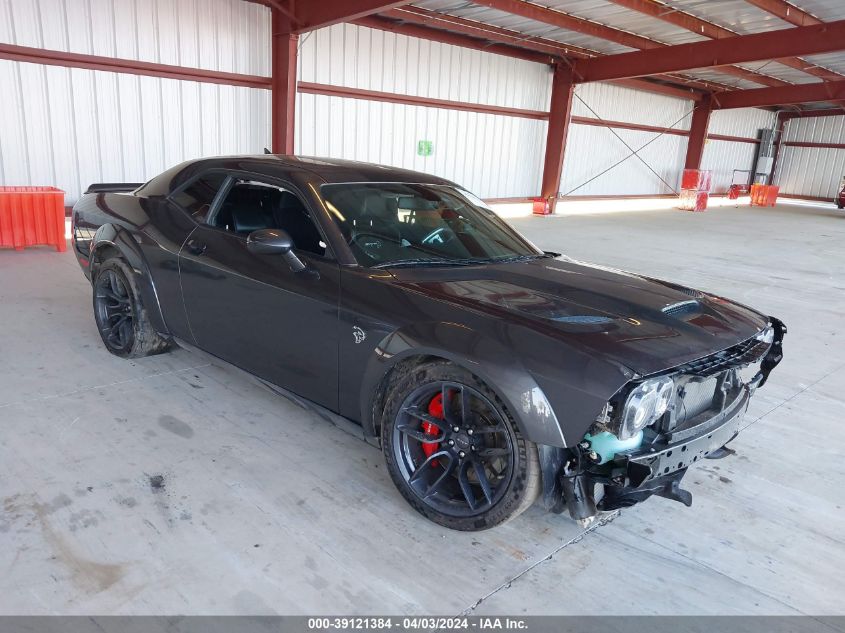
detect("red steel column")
[271,9,298,154]
[684,94,712,170]
[540,65,575,213]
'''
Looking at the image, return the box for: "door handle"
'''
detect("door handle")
[186,239,207,256]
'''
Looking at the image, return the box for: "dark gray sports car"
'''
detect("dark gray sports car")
[72,156,785,530]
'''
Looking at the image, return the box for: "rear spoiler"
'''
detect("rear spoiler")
[84,183,144,194]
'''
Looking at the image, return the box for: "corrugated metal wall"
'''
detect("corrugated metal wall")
[297,94,546,199]
[0,0,271,204]
[0,0,269,74]
[298,23,550,111]
[776,115,845,200]
[701,108,776,193]
[296,23,550,198]
[0,4,788,205]
[708,108,776,138]
[570,82,693,128]
[561,82,691,196]
[561,125,688,196]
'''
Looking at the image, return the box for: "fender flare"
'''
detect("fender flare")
[358,322,567,449]
[89,223,169,335]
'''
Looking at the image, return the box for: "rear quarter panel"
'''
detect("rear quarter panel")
[72,191,196,340]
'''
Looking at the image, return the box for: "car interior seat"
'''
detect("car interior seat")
[356,193,401,244]
[273,191,325,255]
[219,185,279,234]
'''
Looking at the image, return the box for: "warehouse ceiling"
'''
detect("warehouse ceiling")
[320,0,845,111]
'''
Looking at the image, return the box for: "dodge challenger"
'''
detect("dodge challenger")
[72,156,785,531]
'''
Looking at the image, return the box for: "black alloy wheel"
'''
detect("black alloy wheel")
[92,258,171,358]
[394,381,514,516]
[382,361,540,530]
[94,267,135,354]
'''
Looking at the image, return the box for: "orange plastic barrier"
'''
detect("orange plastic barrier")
[532,197,552,215]
[750,184,779,207]
[678,188,709,212]
[0,187,66,252]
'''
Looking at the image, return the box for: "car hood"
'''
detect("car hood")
[391,257,769,376]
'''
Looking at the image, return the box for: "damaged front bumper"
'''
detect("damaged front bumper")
[542,317,786,522]
[595,386,747,514]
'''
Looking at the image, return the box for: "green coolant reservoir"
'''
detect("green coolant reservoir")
[583,430,643,464]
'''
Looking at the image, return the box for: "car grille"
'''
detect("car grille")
[678,335,770,378]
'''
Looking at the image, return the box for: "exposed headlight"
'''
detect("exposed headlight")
[755,326,775,345]
[619,376,674,440]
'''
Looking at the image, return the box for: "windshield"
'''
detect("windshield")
[319,183,544,267]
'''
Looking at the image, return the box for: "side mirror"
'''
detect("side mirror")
[247,228,306,273]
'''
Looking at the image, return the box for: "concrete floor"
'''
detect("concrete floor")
[1,201,843,615]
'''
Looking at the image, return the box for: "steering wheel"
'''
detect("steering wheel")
[420,227,457,247]
[350,215,402,260]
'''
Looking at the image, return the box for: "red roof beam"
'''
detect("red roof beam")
[744,0,822,27]
[354,14,556,64]
[713,79,845,109]
[276,1,414,34]
[357,14,704,100]
[608,0,844,82]
[569,19,845,83]
[380,6,595,59]
[473,0,788,87]
[779,107,845,119]
[383,7,720,93]
[473,0,660,49]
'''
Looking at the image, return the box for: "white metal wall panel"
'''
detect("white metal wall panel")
[298,23,552,111]
[708,108,776,137]
[776,146,845,200]
[773,115,845,199]
[572,82,693,129]
[295,93,546,198]
[700,139,759,193]
[559,124,687,196]
[558,83,695,197]
[697,109,777,193]
[0,60,270,204]
[0,0,270,75]
[783,115,845,144]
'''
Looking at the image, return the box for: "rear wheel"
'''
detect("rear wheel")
[93,258,171,358]
[381,361,540,530]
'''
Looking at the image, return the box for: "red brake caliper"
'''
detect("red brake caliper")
[422,392,445,462]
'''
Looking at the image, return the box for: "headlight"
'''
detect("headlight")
[755,326,775,345]
[619,376,674,440]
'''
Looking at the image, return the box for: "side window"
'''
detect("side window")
[170,172,228,222]
[211,179,327,257]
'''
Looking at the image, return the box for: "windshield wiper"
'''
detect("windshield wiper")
[371,258,481,269]
[372,253,558,269]
[489,253,558,264]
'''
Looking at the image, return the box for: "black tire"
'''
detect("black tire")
[381,361,540,530]
[92,258,171,358]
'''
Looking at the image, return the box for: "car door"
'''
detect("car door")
[177,171,340,411]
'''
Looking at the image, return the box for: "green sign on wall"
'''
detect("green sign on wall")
[417,140,433,157]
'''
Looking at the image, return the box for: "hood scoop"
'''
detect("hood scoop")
[662,300,700,318]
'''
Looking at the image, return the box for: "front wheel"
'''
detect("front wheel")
[381,361,540,530]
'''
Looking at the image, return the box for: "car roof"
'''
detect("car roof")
[137,155,462,198]
[193,155,459,187]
